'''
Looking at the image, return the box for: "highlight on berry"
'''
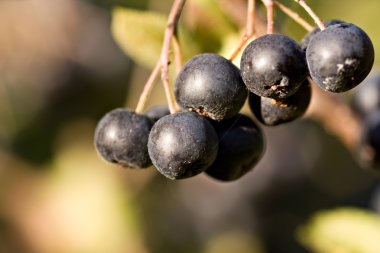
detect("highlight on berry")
[94,0,376,183]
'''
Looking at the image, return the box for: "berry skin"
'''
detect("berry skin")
[249,79,311,126]
[306,23,374,93]
[360,110,380,168]
[145,105,170,122]
[351,73,380,118]
[205,114,265,181]
[94,108,153,168]
[174,53,247,121]
[300,20,345,50]
[148,112,219,180]
[240,34,308,99]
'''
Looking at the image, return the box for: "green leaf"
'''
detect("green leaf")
[111,7,200,69]
[112,7,167,68]
[297,207,380,253]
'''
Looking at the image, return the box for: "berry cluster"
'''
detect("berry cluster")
[95,53,265,181]
[95,4,375,181]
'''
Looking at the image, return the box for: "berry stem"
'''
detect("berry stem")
[273,1,313,32]
[246,0,256,36]
[172,36,183,74]
[160,0,186,114]
[229,0,256,61]
[306,77,361,150]
[135,60,161,114]
[262,0,274,34]
[294,0,325,30]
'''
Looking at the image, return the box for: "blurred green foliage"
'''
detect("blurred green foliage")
[0,0,380,253]
[298,207,380,253]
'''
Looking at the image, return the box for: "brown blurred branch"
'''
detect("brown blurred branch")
[306,78,362,151]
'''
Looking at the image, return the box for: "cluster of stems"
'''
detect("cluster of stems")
[133,0,361,155]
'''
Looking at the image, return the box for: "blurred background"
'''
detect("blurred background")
[0,0,380,252]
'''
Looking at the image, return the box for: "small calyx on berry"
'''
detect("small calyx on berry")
[306,23,374,93]
[240,34,308,100]
[249,79,312,126]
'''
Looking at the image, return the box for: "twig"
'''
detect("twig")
[229,0,256,61]
[134,0,185,114]
[294,0,325,30]
[172,36,183,74]
[160,0,186,114]
[262,0,274,34]
[135,60,161,114]
[274,1,313,32]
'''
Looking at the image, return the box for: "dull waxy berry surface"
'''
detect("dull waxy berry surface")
[300,19,345,50]
[360,110,380,168]
[351,73,380,118]
[240,34,308,99]
[148,112,219,180]
[306,23,374,93]
[174,53,247,121]
[95,108,153,168]
[145,104,170,122]
[205,114,265,181]
[249,80,311,126]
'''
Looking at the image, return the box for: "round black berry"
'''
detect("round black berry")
[145,104,170,122]
[240,34,308,99]
[205,114,265,181]
[360,110,380,168]
[306,23,374,93]
[94,108,153,168]
[300,20,345,50]
[351,73,380,118]
[148,112,219,180]
[174,53,247,121]
[249,79,311,126]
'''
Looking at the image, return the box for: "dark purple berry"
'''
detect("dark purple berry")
[300,20,345,50]
[145,105,170,122]
[148,112,219,180]
[306,23,374,93]
[249,79,311,126]
[205,114,265,181]
[351,73,380,118]
[174,53,247,121]
[360,110,380,168]
[240,34,308,99]
[94,108,153,168]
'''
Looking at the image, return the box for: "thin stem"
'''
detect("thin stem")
[263,0,274,34]
[135,60,161,114]
[160,0,186,114]
[274,1,313,32]
[172,36,183,74]
[229,0,256,61]
[228,35,257,61]
[246,0,256,36]
[294,0,325,30]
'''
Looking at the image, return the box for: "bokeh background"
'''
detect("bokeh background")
[0,0,380,252]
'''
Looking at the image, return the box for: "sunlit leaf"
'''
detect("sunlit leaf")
[112,7,166,68]
[297,207,380,253]
[111,7,199,69]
